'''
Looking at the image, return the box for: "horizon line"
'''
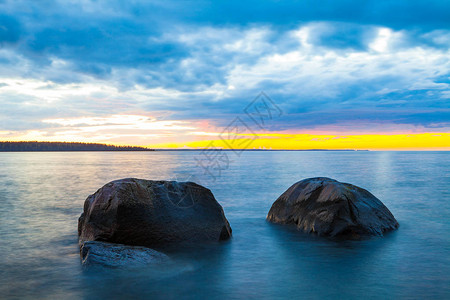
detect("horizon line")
[1,141,450,151]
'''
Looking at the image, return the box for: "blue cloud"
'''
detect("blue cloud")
[305,23,377,50]
[186,0,450,29]
[1,0,448,74]
[0,14,21,45]
[0,0,449,135]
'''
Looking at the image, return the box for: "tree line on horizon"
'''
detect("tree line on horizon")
[0,141,154,151]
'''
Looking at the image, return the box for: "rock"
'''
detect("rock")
[78,178,232,248]
[80,241,170,268]
[267,177,399,238]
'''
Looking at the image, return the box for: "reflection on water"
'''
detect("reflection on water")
[0,151,449,299]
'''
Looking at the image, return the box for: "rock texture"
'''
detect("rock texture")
[80,241,170,268]
[267,177,399,238]
[78,178,232,248]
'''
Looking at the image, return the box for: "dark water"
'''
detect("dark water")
[0,151,449,299]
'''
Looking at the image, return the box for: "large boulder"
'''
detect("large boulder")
[78,178,232,248]
[267,177,399,238]
[80,241,171,268]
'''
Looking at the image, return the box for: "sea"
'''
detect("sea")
[0,151,449,299]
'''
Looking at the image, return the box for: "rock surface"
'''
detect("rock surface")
[78,178,232,248]
[267,177,399,237]
[80,241,170,267]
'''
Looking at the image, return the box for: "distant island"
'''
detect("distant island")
[0,141,154,152]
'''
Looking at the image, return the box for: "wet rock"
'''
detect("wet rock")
[80,241,170,268]
[78,178,232,248]
[267,177,399,238]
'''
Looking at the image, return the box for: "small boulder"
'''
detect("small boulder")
[80,241,170,268]
[267,177,399,238]
[78,178,232,248]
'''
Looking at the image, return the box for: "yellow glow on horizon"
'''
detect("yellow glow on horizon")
[147,133,450,150]
[2,130,449,150]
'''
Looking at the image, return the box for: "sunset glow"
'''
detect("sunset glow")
[148,133,450,151]
[0,1,449,149]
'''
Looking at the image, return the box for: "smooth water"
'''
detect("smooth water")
[0,151,449,299]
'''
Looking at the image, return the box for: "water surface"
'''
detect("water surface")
[0,151,449,299]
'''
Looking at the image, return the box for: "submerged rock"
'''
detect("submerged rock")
[80,241,170,268]
[267,177,399,238]
[78,178,232,248]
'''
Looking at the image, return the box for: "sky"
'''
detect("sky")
[0,0,449,150]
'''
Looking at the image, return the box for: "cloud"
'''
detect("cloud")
[1,114,201,145]
[0,0,449,145]
[42,115,195,131]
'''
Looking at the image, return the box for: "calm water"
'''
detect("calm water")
[0,151,449,299]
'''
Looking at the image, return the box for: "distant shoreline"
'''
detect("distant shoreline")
[2,141,447,152]
[0,141,154,152]
[0,141,365,152]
